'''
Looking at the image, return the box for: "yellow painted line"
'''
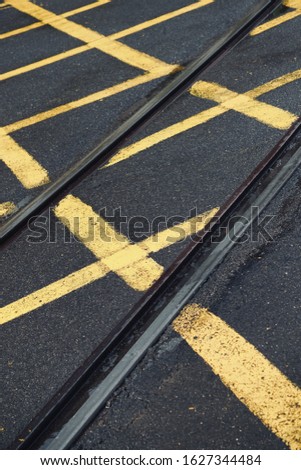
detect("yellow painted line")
[54,195,164,291]
[0,201,16,217]
[0,45,90,81]
[110,0,214,40]
[1,0,209,81]
[251,0,301,36]
[0,207,218,325]
[6,0,174,74]
[105,106,226,167]
[0,262,110,325]
[139,207,219,253]
[0,22,42,39]
[0,1,111,39]
[0,0,201,82]
[190,81,296,130]
[0,0,204,82]
[62,0,111,18]
[3,71,171,134]
[105,70,300,167]
[247,68,301,98]
[173,304,301,450]
[0,129,49,188]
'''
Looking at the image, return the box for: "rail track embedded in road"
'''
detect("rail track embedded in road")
[15,117,301,449]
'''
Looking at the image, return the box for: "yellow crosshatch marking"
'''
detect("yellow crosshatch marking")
[173,304,301,450]
[0,1,111,39]
[0,0,212,81]
[54,195,164,291]
[190,81,295,129]
[0,0,212,192]
[1,70,299,190]
[1,0,212,41]
[251,0,301,35]
[0,201,218,325]
[5,0,175,74]
[0,0,214,80]
[106,70,301,167]
[0,2,300,198]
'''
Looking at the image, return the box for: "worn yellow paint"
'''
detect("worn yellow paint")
[6,0,174,74]
[190,81,296,129]
[54,195,164,291]
[105,70,300,167]
[0,201,16,217]
[173,304,301,450]
[0,130,49,188]
[0,1,111,39]
[251,0,301,36]
[110,0,214,40]
[0,207,218,325]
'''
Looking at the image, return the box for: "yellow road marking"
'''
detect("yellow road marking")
[105,106,226,167]
[110,0,214,40]
[190,81,295,129]
[251,0,301,35]
[0,22,42,39]
[0,130,49,188]
[0,201,16,217]
[0,207,218,325]
[139,207,219,253]
[0,1,111,39]
[0,262,110,325]
[6,0,174,74]
[0,68,176,188]
[247,68,301,97]
[62,0,111,18]
[0,0,204,81]
[54,195,164,291]
[0,45,90,81]
[106,70,300,167]
[173,304,301,450]
[3,71,172,134]
[6,68,298,137]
